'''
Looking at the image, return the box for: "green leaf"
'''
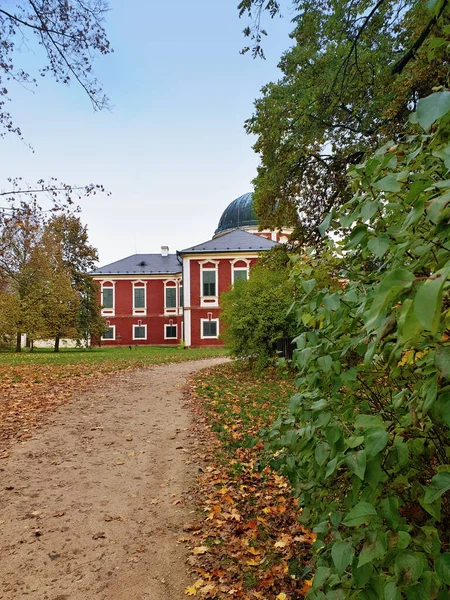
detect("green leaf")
[353,562,373,588]
[318,212,332,237]
[323,293,340,311]
[384,582,399,600]
[302,278,316,294]
[394,551,425,585]
[345,449,366,480]
[380,497,401,529]
[416,91,450,131]
[325,456,338,479]
[315,442,329,467]
[398,531,411,550]
[355,415,385,429]
[331,541,354,575]
[366,269,415,330]
[367,234,390,258]
[346,435,364,448]
[435,346,450,380]
[358,530,387,567]
[373,174,402,192]
[361,201,379,222]
[364,428,390,457]
[318,354,333,373]
[424,472,450,504]
[435,553,450,585]
[426,192,450,224]
[312,566,330,589]
[343,501,377,527]
[414,267,450,332]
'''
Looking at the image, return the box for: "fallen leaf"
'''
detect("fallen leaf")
[192,546,208,555]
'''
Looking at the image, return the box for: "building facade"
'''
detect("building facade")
[91,193,292,347]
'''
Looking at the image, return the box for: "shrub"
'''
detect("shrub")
[265,92,450,598]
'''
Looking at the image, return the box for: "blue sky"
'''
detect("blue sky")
[2,1,294,265]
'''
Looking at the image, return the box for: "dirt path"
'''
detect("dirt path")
[0,357,228,600]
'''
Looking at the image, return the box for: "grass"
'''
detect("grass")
[0,345,226,368]
[193,361,295,468]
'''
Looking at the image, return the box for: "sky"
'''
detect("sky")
[2,1,295,266]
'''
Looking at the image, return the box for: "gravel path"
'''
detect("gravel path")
[0,357,228,600]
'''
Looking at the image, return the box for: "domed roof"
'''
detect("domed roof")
[215,192,258,236]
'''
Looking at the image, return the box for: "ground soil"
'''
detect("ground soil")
[0,357,228,600]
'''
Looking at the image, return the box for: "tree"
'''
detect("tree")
[0,1,111,228]
[37,236,81,352]
[239,0,450,242]
[44,215,104,349]
[0,0,111,139]
[220,248,297,368]
[0,203,46,350]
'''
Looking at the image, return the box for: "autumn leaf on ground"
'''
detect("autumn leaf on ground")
[192,546,209,555]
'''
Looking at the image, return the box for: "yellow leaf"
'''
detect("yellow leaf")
[185,579,204,595]
[185,585,198,596]
[192,546,208,554]
[246,558,260,566]
[276,594,288,600]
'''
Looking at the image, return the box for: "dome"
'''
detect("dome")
[215,192,258,236]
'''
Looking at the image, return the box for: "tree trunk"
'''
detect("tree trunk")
[54,334,60,353]
[15,332,22,353]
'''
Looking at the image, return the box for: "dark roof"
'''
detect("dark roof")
[91,253,181,275]
[179,229,279,254]
[215,192,258,235]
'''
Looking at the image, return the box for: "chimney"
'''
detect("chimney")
[161,245,169,257]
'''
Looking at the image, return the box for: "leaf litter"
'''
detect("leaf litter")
[184,363,315,599]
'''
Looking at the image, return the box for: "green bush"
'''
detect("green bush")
[264,92,450,598]
[220,252,297,368]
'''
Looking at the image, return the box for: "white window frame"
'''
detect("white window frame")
[132,324,147,341]
[101,281,115,316]
[199,260,219,308]
[230,258,250,285]
[132,280,147,316]
[101,325,116,341]
[164,323,178,340]
[164,279,178,315]
[200,318,219,339]
[178,284,183,316]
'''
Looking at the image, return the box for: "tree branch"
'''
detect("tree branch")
[391,0,449,74]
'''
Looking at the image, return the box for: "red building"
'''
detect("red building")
[91,193,292,347]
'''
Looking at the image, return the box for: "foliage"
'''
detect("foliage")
[185,362,316,599]
[44,215,105,347]
[0,205,104,351]
[264,93,450,597]
[240,0,450,242]
[0,0,111,138]
[0,345,226,457]
[0,1,111,246]
[220,250,297,368]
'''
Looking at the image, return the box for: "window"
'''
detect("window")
[179,286,183,308]
[165,324,177,339]
[134,287,145,309]
[202,270,216,297]
[165,287,176,309]
[233,269,248,283]
[133,325,147,340]
[102,287,113,309]
[201,319,219,339]
[102,326,115,340]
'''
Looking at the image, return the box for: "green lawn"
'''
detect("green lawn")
[0,345,226,368]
